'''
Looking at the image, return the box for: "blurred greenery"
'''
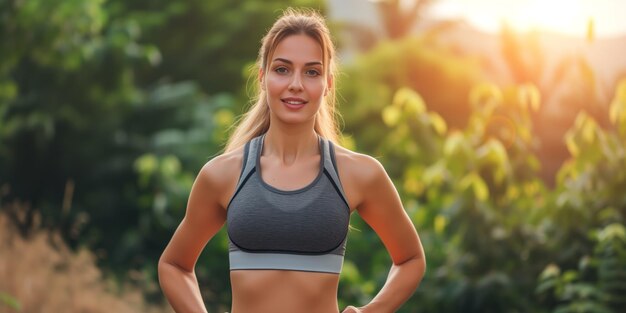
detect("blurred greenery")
[1,0,625,312]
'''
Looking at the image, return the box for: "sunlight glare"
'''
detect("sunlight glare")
[430,0,626,37]
[510,0,586,34]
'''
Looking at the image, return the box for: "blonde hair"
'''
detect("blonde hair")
[224,8,341,152]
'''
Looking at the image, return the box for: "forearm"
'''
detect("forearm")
[361,257,426,313]
[158,261,207,313]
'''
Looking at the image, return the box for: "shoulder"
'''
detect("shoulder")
[195,144,247,207]
[200,145,245,179]
[330,141,389,195]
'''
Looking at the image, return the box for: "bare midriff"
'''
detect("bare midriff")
[229,269,341,313]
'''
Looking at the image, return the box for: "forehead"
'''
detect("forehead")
[271,34,323,63]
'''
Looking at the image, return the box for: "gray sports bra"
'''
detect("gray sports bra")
[226,133,351,274]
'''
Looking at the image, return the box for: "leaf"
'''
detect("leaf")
[460,173,489,201]
[562,270,579,283]
[609,79,626,135]
[392,87,426,115]
[539,263,561,280]
[160,155,181,177]
[476,139,509,184]
[134,154,158,175]
[213,108,235,128]
[443,131,466,157]
[434,214,447,234]
[391,87,414,108]
[134,154,158,187]
[565,130,580,156]
[382,106,402,127]
[428,112,447,136]
[0,80,18,103]
[143,45,162,66]
[518,83,541,111]
[597,223,626,243]
[506,185,520,199]
[403,177,424,195]
[423,161,447,186]
[469,82,502,112]
[581,116,597,144]
[536,278,557,294]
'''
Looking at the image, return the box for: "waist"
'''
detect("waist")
[230,269,340,313]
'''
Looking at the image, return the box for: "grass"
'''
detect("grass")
[0,212,173,313]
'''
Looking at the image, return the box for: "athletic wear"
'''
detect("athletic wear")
[226,133,351,274]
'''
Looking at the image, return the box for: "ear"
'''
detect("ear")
[259,68,265,91]
[325,73,334,96]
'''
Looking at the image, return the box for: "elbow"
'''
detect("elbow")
[157,255,169,285]
[405,256,426,290]
[416,253,426,273]
[158,254,193,278]
[158,253,180,286]
[402,255,426,287]
[416,256,426,284]
[392,255,426,287]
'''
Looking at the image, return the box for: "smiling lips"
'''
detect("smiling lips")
[281,97,308,109]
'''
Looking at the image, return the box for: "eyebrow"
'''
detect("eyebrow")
[272,58,323,67]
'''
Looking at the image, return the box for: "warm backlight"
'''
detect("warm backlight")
[430,0,626,37]
[505,0,586,35]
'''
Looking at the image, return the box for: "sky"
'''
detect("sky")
[428,0,626,38]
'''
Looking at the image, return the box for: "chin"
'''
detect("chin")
[271,112,316,125]
[269,109,317,125]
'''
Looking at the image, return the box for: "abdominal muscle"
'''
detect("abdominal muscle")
[229,269,341,313]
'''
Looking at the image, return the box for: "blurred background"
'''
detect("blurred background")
[1,0,626,312]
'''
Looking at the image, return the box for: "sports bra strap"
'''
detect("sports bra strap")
[322,139,350,210]
[227,136,262,208]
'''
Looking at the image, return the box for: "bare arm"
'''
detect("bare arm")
[158,160,229,313]
[348,156,426,313]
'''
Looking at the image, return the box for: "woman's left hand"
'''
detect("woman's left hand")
[342,305,363,313]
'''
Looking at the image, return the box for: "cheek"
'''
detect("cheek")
[304,79,326,94]
[307,80,326,97]
[266,75,288,94]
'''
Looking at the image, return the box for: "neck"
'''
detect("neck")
[263,123,319,165]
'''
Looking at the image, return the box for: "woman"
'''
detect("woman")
[158,8,426,313]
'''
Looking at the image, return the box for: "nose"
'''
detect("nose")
[288,72,303,92]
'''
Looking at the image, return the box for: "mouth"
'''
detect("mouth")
[281,98,308,109]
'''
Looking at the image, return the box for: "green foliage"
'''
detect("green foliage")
[334,25,626,309]
[338,35,484,140]
[340,54,625,311]
[115,0,325,96]
[338,75,550,311]
[532,78,626,313]
[551,79,626,260]
[536,224,626,313]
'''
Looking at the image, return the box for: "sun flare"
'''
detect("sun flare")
[431,0,626,37]
[507,0,587,35]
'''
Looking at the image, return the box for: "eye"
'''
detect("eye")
[305,69,321,77]
[274,66,289,74]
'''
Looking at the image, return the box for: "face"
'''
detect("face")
[261,34,332,126]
